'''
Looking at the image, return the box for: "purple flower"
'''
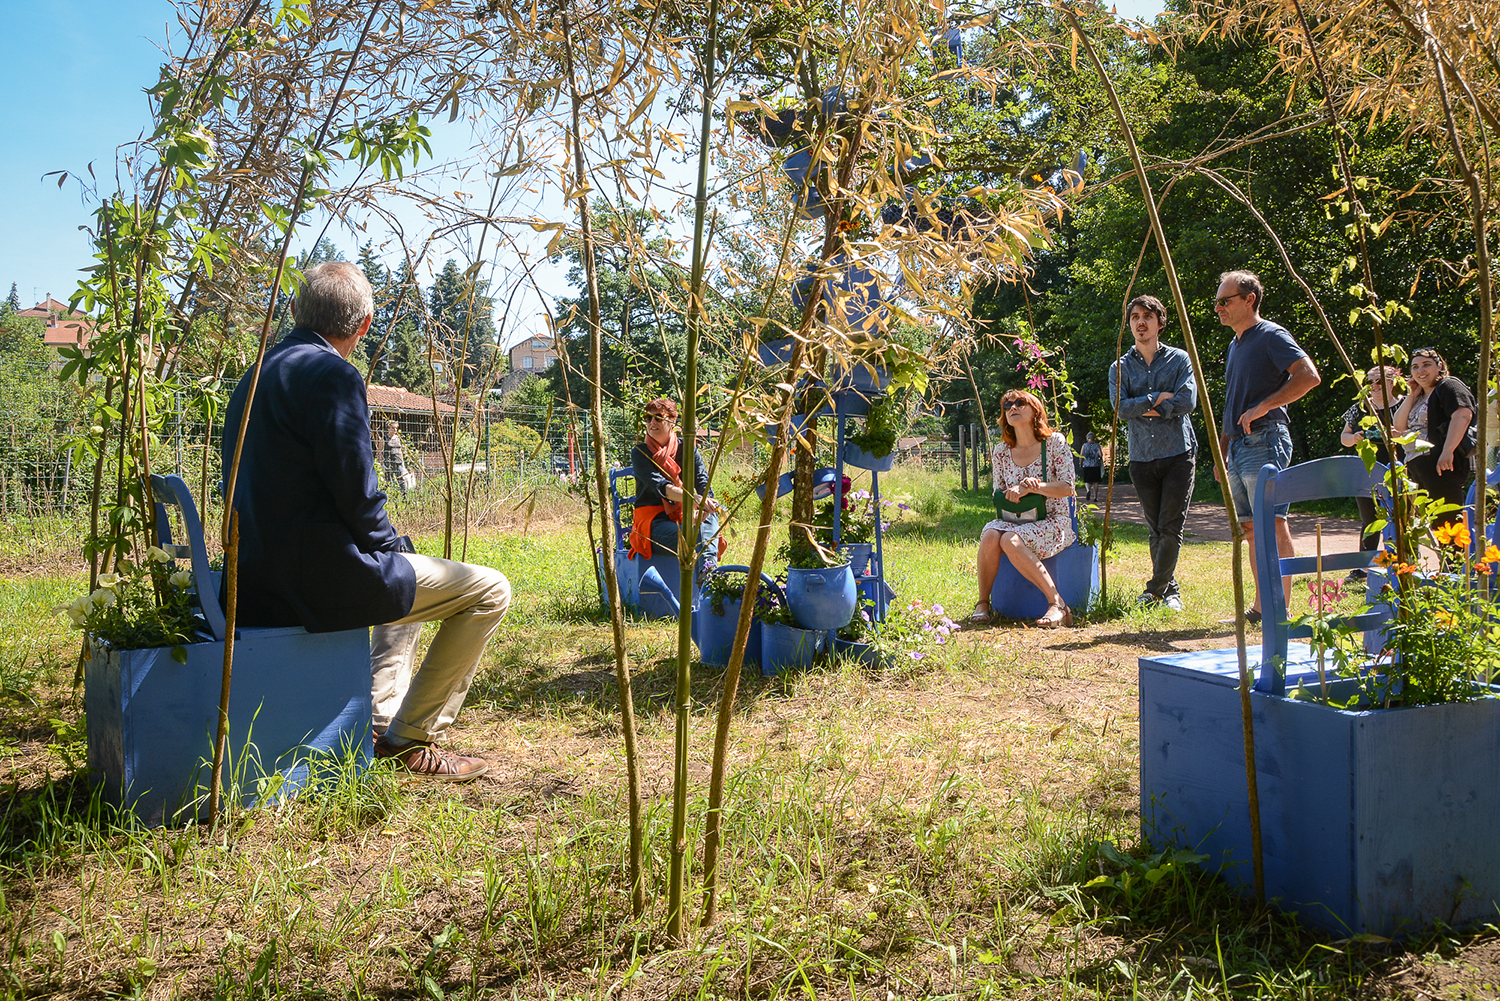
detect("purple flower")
[932,604,944,616]
[909,651,925,661]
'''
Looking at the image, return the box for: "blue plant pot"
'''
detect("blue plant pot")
[760,622,824,675]
[831,360,891,395]
[698,565,780,668]
[763,414,811,446]
[785,562,857,630]
[699,599,762,669]
[832,637,888,668]
[843,441,895,472]
[841,543,873,575]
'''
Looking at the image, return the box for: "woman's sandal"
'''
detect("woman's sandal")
[967,601,994,627]
[1035,601,1073,629]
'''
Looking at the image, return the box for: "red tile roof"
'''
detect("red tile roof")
[366,384,456,414]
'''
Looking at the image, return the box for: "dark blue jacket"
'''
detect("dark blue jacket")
[221,329,416,631]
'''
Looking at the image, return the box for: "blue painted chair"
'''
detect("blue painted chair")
[1137,457,1500,936]
[1254,456,1394,693]
[85,474,370,826]
[603,467,701,619]
[989,498,1100,619]
[1464,464,1500,560]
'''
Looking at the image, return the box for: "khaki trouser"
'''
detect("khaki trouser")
[370,553,511,743]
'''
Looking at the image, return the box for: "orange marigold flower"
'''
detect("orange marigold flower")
[1480,563,1494,576]
[1396,562,1419,576]
[1434,522,1471,548]
[1373,549,1398,567]
[1483,544,1500,565]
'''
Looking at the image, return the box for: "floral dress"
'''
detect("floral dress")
[984,431,1076,559]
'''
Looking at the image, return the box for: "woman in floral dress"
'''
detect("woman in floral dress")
[970,389,1077,628]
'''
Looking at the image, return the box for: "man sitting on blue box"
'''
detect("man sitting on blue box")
[222,262,510,781]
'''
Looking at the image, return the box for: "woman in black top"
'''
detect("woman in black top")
[1339,364,1403,560]
[1395,348,1475,531]
[627,398,723,570]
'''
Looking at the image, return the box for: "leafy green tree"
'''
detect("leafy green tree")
[427,258,497,389]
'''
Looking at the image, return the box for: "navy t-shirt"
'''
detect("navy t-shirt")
[1223,320,1308,437]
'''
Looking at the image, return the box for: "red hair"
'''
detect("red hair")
[998,389,1054,448]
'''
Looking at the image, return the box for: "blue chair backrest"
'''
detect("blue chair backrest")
[1253,456,1391,694]
[146,473,226,642]
[1465,464,1500,558]
[608,467,636,551]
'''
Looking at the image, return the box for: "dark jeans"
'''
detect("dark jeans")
[1407,451,1473,531]
[1355,494,1382,551]
[1131,449,1195,597]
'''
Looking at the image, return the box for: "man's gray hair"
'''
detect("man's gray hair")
[295,261,374,341]
[1219,270,1265,310]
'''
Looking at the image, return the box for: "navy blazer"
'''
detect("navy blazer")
[221,329,416,631]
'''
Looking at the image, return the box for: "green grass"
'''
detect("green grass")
[0,470,1491,999]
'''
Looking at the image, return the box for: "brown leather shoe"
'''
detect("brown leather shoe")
[374,735,489,781]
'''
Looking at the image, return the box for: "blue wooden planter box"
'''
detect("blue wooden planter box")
[1140,644,1500,936]
[86,626,371,826]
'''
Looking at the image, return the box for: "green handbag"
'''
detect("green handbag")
[992,439,1048,524]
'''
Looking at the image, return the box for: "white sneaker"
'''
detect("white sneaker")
[1161,593,1183,612]
[1137,591,1160,606]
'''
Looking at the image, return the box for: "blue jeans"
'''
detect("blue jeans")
[1226,425,1293,520]
[650,511,722,571]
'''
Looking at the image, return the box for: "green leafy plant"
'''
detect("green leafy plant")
[56,546,200,657]
[702,569,750,616]
[753,582,796,627]
[846,394,902,458]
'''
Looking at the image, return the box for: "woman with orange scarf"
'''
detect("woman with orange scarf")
[628,397,724,572]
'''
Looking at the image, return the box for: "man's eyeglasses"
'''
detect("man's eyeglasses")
[1214,292,1249,308]
[645,414,673,424]
[1002,400,1030,410]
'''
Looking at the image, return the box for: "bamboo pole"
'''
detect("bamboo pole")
[1064,4,1265,903]
[560,13,646,918]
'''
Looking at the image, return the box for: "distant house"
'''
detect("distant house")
[508,335,556,375]
[16,297,96,352]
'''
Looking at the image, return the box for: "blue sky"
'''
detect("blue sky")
[0,1,1166,319]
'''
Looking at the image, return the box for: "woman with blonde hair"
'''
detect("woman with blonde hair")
[970,389,1077,628]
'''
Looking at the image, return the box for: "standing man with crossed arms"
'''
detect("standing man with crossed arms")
[1108,294,1198,612]
[1212,270,1321,623]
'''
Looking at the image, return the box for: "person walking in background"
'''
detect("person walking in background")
[382,420,410,497]
[1107,294,1198,612]
[1339,363,1404,579]
[1395,348,1475,531]
[1214,270,1321,623]
[1079,433,1103,503]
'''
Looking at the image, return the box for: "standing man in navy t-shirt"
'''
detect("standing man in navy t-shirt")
[1213,270,1321,622]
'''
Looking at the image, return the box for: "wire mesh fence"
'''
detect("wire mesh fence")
[0,359,975,522]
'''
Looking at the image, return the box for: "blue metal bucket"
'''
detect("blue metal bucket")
[759,622,824,675]
[785,562,857,630]
[699,566,781,668]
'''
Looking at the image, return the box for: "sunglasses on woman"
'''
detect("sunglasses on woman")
[1002,400,1030,410]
